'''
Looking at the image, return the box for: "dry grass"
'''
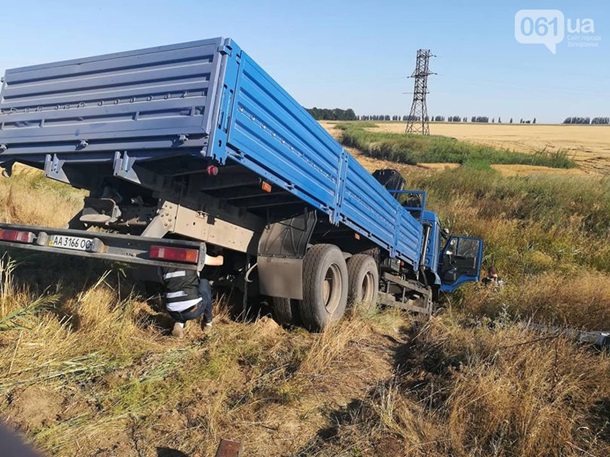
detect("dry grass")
[0,165,85,227]
[458,271,610,331]
[0,150,609,456]
[0,258,405,456]
[294,315,610,457]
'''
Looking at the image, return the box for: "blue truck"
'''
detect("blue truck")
[0,38,482,330]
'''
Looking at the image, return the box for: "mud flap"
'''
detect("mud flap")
[257,210,316,300]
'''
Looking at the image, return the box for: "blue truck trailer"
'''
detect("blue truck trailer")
[0,38,482,330]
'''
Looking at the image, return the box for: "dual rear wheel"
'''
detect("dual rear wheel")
[272,244,379,331]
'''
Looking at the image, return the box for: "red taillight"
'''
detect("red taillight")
[207,165,219,176]
[149,246,199,264]
[0,229,34,243]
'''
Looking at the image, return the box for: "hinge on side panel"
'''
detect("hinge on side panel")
[218,45,233,56]
[44,154,70,184]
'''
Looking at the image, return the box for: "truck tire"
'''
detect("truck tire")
[271,297,301,326]
[300,244,348,331]
[346,254,379,311]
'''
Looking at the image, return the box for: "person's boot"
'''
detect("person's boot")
[200,316,212,332]
[172,321,185,338]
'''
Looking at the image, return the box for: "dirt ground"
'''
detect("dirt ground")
[320,121,610,175]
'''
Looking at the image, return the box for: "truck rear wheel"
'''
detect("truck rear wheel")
[271,297,301,326]
[346,254,379,311]
[300,244,348,331]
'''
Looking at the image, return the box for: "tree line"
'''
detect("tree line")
[306,107,357,121]
[563,117,610,125]
[362,115,537,124]
[307,107,609,125]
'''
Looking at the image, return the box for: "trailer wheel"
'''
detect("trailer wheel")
[271,297,301,326]
[300,244,348,331]
[346,254,379,311]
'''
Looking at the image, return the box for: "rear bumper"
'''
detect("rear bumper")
[0,223,205,270]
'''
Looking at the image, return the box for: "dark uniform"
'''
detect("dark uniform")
[161,268,212,325]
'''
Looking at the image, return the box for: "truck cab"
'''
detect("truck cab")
[421,210,483,293]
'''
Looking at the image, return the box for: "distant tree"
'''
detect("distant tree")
[563,116,593,125]
[533,118,536,124]
[492,118,495,123]
[510,118,513,123]
[498,117,502,123]
[473,116,489,123]
[306,107,358,121]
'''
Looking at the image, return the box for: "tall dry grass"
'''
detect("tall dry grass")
[403,164,610,328]
[0,251,406,456]
[0,165,85,227]
[307,315,610,457]
[0,154,609,456]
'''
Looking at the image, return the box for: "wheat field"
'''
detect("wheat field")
[362,121,610,174]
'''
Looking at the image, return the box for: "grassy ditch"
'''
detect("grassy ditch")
[404,163,610,328]
[0,158,608,457]
[336,122,576,168]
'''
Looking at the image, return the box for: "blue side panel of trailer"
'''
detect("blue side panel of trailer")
[215,43,422,265]
[0,37,423,267]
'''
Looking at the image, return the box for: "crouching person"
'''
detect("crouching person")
[161,253,223,338]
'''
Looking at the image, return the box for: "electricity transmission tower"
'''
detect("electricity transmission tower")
[405,49,435,135]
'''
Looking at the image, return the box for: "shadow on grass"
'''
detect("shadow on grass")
[293,398,366,456]
[5,249,155,328]
[292,324,417,456]
[5,248,276,335]
[156,447,190,457]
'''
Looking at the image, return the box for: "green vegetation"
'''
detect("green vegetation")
[405,164,610,328]
[306,107,357,121]
[336,122,576,168]
[1,159,609,456]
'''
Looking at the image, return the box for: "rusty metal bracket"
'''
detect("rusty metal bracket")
[215,439,242,457]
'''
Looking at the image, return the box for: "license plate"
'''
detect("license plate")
[49,235,94,252]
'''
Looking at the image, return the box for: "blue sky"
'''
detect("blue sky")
[0,0,607,123]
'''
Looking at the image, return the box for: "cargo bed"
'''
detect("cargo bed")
[0,38,422,266]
